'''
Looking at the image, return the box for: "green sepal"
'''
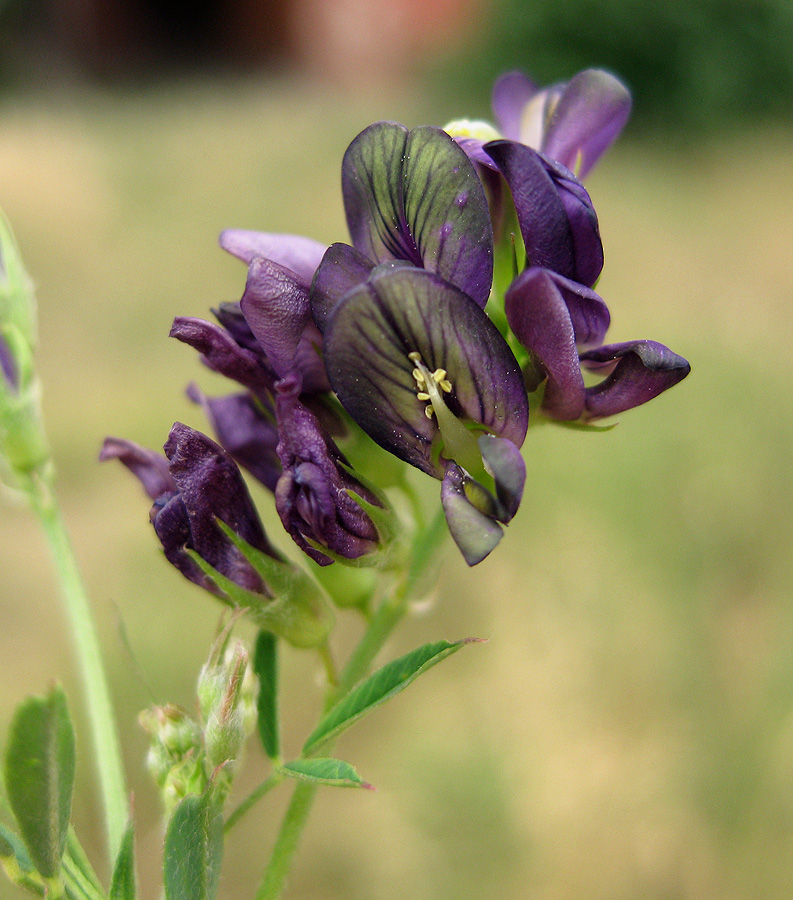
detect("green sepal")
[252,631,280,762]
[109,821,136,900]
[163,792,223,900]
[4,685,75,880]
[338,461,398,547]
[186,542,333,649]
[303,638,481,756]
[309,562,377,610]
[279,759,373,790]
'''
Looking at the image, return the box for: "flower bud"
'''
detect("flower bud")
[0,212,50,489]
[139,704,205,813]
[198,639,257,776]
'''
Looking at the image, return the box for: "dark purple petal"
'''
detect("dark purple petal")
[324,267,528,477]
[541,69,631,179]
[218,230,327,283]
[342,122,493,306]
[484,140,603,287]
[239,257,329,391]
[170,316,274,394]
[310,242,374,333]
[505,267,586,420]
[580,340,691,419]
[546,157,604,288]
[164,423,280,591]
[441,462,503,566]
[186,384,282,492]
[491,70,539,141]
[274,374,381,565]
[100,436,176,499]
[212,302,263,354]
[149,491,218,592]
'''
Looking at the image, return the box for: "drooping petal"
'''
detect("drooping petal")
[477,434,526,523]
[484,140,603,287]
[239,258,329,391]
[540,69,632,180]
[164,423,281,592]
[219,230,326,283]
[440,435,527,563]
[274,374,381,565]
[441,462,503,566]
[324,267,528,477]
[99,436,176,499]
[342,122,494,306]
[169,317,274,394]
[491,70,539,141]
[580,340,691,419]
[310,242,375,333]
[186,384,282,492]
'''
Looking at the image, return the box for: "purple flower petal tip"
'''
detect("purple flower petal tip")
[218,230,327,282]
[580,340,691,419]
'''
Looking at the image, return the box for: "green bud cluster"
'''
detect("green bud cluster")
[0,211,50,492]
[139,704,205,814]
[140,623,259,814]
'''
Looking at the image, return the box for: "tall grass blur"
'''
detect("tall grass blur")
[0,11,792,900]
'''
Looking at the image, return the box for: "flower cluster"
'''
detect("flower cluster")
[104,68,690,604]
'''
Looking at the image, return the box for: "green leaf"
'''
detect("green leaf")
[279,759,373,790]
[4,685,75,879]
[163,793,223,900]
[253,631,280,761]
[109,821,135,900]
[303,639,479,756]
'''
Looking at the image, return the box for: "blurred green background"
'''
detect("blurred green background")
[1,1,792,898]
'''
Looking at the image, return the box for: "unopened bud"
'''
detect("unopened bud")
[0,211,50,489]
[139,703,205,812]
[198,640,257,774]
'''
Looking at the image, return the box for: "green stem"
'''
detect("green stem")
[254,781,318,900]
[29,477,127,863]
[253,508,449,900]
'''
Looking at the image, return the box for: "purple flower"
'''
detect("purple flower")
[100,423,281,595]
[324,264,529,565]
[273,373,384,566]
[491,69,631,180]
[307,122,530,564]
[505,267,690,420]
[484,138,604,288]
[311,121,494,330]
[186,383,282,492]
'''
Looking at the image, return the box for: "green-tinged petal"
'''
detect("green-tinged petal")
[342,122,493,306]
[324,267,528,478]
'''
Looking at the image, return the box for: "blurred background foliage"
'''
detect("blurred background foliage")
[439,0,793,131]
[0,1,792,899]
